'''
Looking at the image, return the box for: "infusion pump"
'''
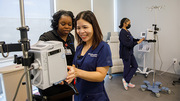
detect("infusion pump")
[29,41,67,90]
[140,29,155,40]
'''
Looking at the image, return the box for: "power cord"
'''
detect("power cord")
[156,34,178,88]
[157,62,178,95]
[13,67,33,101]
[158,63,174,76]
[156,35,163,71]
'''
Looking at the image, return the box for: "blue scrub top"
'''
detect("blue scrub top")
[73,41,112,101]
[119,29,138,59]
[129,35,134,55]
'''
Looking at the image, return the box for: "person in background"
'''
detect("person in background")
[65,10,112,101]
[38,10,75,101]
[119,18,145,90]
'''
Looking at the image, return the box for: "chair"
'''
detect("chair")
[107,32,124,79]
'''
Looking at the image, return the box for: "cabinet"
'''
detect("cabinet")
[0,64,27,101]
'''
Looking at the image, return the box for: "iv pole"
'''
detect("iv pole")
[152,6,159,86]
[0,0,33,100]
[141,5,171,98]
[18,0,33,100]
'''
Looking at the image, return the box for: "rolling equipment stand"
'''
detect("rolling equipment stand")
[140,24,171,97]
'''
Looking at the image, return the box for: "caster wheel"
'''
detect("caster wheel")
[144,75,148,78]
[159,84,162,87]
[172,81,175,85]
[167,89,171,94]
[155,93,160,98]
[109,76,112,80]
[141,87,146,92]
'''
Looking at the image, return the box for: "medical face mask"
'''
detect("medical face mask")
[126,24,131,29]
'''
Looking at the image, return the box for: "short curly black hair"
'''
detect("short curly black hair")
[51,10,74,30]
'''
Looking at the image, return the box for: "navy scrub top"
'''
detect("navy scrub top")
[73,41,112,101]
[119,29,139,59]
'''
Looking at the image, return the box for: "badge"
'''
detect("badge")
[65,49,72,55]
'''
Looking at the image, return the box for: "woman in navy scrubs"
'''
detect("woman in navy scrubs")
[119,18,144,90]
[65,10,112,101]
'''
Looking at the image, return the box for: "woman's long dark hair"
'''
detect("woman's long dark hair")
[75,10,103,50]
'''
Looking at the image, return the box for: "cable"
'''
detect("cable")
[156,35,163,71]
[32,70,42,87]
[159,63,173,76]
[159,62,178,76]
[12,67,33,101]
[158,75,176,95]
[172,63,177,75]
[157,62,178,95]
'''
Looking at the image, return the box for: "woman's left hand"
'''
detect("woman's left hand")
[59,81,64,85]
[65,66,76,84]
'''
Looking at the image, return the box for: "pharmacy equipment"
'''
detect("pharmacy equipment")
[137,41,154,78]
[146,29,155,40]
[1,40,79,101]
[29,41,67,89]
[140,28,155,41]
[140,24,171,97]
[137,28,155,77]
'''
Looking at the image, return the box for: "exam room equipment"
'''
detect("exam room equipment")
[0,41,79,101]
[140,24,171,97]
[137,41,154,78]
[137,28,155,77]
[29,41,68,90]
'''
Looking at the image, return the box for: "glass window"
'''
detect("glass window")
[0,0,52,59]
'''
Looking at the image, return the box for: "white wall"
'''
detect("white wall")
[93,0,114,39]
[55,0,91,47]
[55,0,91,17]
[117,0,180,74]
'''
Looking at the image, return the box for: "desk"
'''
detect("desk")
[0,64,27,101]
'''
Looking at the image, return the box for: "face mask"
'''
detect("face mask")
[126,24,131,29]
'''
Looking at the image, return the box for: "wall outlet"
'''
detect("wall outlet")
[173,58,177,64]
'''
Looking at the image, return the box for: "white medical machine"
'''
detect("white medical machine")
[137,29,154,78]
[29,41,67,90]
[140,28,155,40]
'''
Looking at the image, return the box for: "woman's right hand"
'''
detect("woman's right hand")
[137,38,145,44]
[65,66,76,84]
